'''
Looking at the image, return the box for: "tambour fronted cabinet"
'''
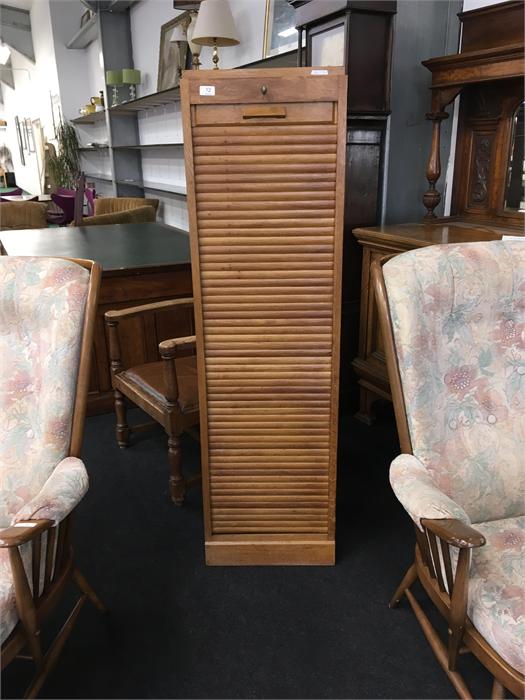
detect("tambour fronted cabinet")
[181,68,347,565]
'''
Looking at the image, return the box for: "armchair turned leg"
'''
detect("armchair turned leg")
[72,568,107,613]
[167,434,185,506]
[114,390,130,448]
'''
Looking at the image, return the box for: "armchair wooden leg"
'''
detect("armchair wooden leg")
[167,434,185,505]
[9,547,43,669]
[72,568,107,613]
[491,678,505,699]
[24,594,86,700]
[389,562,417,608]
[114,390,130,448]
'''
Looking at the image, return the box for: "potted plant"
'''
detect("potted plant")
[48,122,81,189]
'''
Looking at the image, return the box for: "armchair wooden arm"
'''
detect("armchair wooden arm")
[0,519,53,548]
[105,297,193,322]
[159,335,196,358]
[159,335,197,404]
[421,518,486,549]
[105,298,194,376]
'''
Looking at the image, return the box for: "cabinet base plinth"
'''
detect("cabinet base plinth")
[205,540,335,566]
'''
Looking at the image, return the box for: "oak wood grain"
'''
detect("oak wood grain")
[182,67,346,565]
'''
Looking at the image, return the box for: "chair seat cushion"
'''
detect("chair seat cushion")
[468,516,525,674]
[121,356,198,413]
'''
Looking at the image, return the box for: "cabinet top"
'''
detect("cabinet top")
[295,0,397,27]
[352,221,522,249]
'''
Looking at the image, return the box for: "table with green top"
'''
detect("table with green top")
[0,222,192,414]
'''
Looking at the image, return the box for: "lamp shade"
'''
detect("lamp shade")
[170,23,187,42]
[105,69,122,86]
[122,68,141,85]
[187,11,202,56]
[191,0,239,47]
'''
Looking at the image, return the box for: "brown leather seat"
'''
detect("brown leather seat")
[121,356,198,413]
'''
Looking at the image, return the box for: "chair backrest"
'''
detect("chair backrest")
[94,196,159,216]
[84,187,95,216]
[5,172,17,188]
[0,201,47,230]
[73,173,86,226]
[79,205,156,226]
[0,257,101,526]
[2,188,23,197]
[375,241,525,523]
[50,193,76,225]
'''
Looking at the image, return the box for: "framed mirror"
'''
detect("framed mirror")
[451,78,524,226]
[504,102,524,213]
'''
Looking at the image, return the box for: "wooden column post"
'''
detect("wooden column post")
[422,87,462,220]
[423,110,449,219]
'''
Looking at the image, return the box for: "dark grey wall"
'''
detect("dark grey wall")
[384,0,463,224]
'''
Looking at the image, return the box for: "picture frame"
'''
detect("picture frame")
[26,118,36,154]
[263,0,299,58]
[157,13,190,92]
[32,118,46,192]
[21,118,28,151]
[14,116,25,166]
[50,92,62,140]
[80,8,93,27]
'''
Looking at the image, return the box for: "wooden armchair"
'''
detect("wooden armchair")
[79,205,156,227]
[372,241,525,699]
[94,197,159,217]
[0,257,104,698]
[105,298,200,505]
[0,201,47,230]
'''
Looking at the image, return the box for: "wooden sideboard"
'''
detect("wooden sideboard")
[351,221,521,424]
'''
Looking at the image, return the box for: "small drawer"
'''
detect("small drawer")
[187,73,341,106]
[194,101,336,127]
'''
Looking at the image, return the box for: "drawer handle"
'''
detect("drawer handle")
[242,106,287,120]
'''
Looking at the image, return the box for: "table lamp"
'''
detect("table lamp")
[191,0,239,69]
[105,69,122,107]
[187,11,202,70]
[122,68,141,101]
[170,19,190,78]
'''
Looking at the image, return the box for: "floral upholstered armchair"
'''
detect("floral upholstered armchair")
[0,257,104,698]
[372,241,524,699]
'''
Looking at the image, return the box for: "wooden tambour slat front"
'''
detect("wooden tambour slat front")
[181,68,347,565]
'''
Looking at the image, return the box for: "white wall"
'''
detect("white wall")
[48,0,100,121]
[86,38,105,105]
[462,0,507,10]
[0,0,60,193]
